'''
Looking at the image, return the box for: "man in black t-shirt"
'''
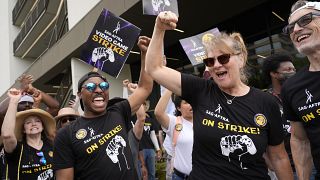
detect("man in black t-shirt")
[262,54,296,175]
[53,36,153,180]
[282,1,320,179]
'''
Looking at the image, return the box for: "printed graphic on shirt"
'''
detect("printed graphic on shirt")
[305,89,313,104]
[143,123,151,134]
[202,119,261,135]
[220,135,257,170]
[206,108,229,122]
[254,114,267,127]
[85,125,123,154]
[215,104,222,114]
[106,135,130,171]
[37,169,53,180]
[76,129,87,139]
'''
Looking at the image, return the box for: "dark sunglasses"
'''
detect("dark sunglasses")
[283,12,320,34]
[82,82,110,92]
[36,151,47,165]
[60,117,76,124]
[203,53,239,67]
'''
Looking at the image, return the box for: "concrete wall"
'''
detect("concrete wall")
[0,0,33,95]
[67,0,101,29]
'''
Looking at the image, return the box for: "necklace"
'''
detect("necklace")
[221,90,236,104]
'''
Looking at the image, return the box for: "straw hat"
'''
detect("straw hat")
[55,107,79,121]
[15,109,56,141]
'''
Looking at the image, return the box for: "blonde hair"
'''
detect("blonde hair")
[202,32,249,84]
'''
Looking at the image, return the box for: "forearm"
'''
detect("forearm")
[154,90,172,128]
[40,91,59,116]
[150,130,160,151]
[2,99,18,152]
[272,155,293,180]
[133,106,145,140]
[291,137,312,179]
[145,27,165,75]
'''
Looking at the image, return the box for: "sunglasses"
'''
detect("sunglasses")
[60,117,76,124]
[82,82,110,92]
[283,12,320,34]
[203,53,239,67]
[36,151,47,165]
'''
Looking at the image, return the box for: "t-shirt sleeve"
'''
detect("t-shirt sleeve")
[181,73,209,106]
[53,126,75,170]
[281,85,299,122]
[114,100,132,132]
[5,142,22,163]
[162,114,176,139]
[265,97,285,146]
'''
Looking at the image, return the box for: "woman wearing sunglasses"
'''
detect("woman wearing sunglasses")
[145,11,293,180]
[55,107,79,129]
[1,88,55,180]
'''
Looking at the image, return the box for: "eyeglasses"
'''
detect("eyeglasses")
[36,151,47,165]
[60,116,76,124]
[283,12,320,34]
[82,82,110,92]
[203,53,239,67]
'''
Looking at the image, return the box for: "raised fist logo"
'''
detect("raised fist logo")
[91,47,115,70]
[106,135,130,171]
[220,135,257,170]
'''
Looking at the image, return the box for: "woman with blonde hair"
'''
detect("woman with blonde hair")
[145,11,293,180]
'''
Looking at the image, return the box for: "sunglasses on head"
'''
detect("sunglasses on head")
[203,53,239,67]
[36,151,47,165]
[82,82,110,92]
[283,12,320,34]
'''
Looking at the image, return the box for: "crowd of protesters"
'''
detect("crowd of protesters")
[0,0,320,179]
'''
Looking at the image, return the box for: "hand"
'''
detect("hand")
[127,83,138,93]
[137,36,151,53]
[7,88,22,102]
[141,164,148,180]
[123,79,130,87]
[68,97,78,109]
[156,11,178,31]
[156,149,162,161]
[18,74,33,92]
[32,89,42,108]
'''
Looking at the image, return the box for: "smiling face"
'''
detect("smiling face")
[289,9,320,55]
[206,40,245,90]
[78,77,109,117]
[23,115,44,135]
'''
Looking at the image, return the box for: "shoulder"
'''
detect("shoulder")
[249,87,278,105]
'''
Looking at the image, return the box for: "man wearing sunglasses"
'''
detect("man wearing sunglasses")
[53,36,153,180]
[281,1,320,180]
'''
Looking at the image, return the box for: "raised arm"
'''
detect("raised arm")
[145,11,181,96]
[154,89,172,129]
[1,88,21,153]
[267,142,293,180]
[133,105,146,140]
[128,36,153,114]
[290,121,312,179]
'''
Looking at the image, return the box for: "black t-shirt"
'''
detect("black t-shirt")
[53,100,138,180]
[139,114,158,150]
[181,74,284,180]
[282,66,320,174]
[5,141,54,180]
